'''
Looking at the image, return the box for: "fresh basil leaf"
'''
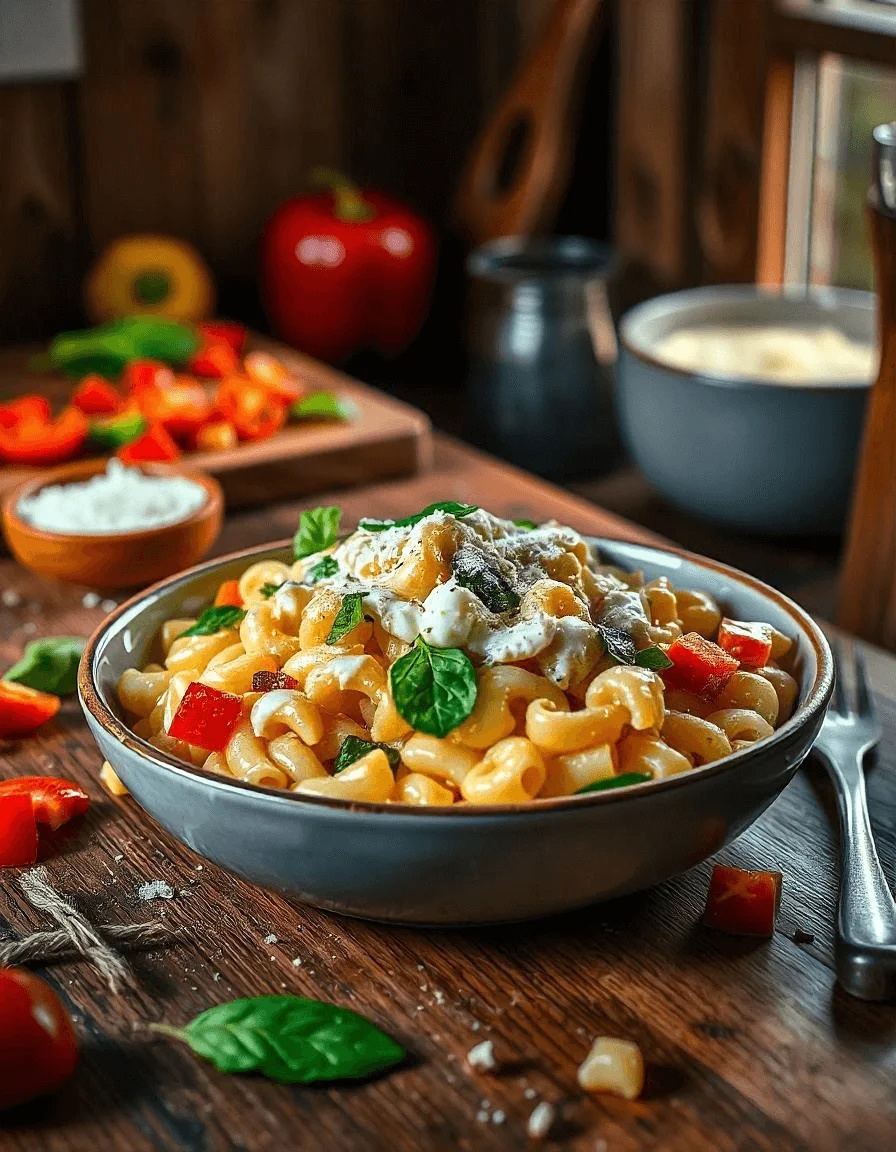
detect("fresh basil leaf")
[513,518,538,530]
[154,996,405,1083]
[4,636,86,696]
[390,637,477,738]
[452,550,519,614]
[290,391,351,421]
[634,645,673,671]
[259,583,281,599]
[181,606,246,637]
[597,625,637,665]
[294,506,341,559]
[576,772,653,794]
[360,502,478,533]
[326,593,365,644]
[309,556,339,583]
[334,734,400,774]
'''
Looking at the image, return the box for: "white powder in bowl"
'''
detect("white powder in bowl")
[18,460,207,535]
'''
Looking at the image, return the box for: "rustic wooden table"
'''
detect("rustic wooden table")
[2,435,895,1152]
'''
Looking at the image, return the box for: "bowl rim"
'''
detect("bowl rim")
[619,283,877,392]
[79,532,834,818]
[2,458,223,545]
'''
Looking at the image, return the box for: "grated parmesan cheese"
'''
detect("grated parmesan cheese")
[466,1040,498,1073]
[18,459,207,535]
[137,880,175,901]
[526,1101,556,1141]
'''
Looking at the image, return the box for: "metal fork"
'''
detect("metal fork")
[813,639,896,1000]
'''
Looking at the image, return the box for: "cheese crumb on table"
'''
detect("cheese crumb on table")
[17,459,207,535]
[577,1036,645,1100]
[137,880,175,902]
[100,761,129,796]
[466,1039,498,1073]
[526,1101,556,1140]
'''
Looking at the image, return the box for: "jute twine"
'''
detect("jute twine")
[0,867,174,990]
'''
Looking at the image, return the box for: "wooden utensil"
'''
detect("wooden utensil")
[453,0,605,246]
[838,123,896,647]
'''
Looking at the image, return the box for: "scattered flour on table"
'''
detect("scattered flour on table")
[82,592,101,608]
[263,933,278,944]
[1,590,21,607]
[137,880,175,901]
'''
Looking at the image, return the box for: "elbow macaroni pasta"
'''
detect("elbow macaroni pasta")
[115,507,800,806]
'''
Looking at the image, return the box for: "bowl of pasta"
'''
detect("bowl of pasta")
[79,504,832,924]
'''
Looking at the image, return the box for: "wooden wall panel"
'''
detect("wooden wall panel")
[0,83,84,343]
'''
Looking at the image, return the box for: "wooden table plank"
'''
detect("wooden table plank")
[1,435,895,1152]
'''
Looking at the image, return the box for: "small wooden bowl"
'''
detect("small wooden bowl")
[2,459,224,591]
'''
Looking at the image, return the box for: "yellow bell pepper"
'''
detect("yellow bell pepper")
[85,234,215,324]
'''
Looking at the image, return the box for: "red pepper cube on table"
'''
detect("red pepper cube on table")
[703,864,783,936]
[663,632,739,696]
[0,794,39,868]
[718,619,774,668]
[167,682,243,751]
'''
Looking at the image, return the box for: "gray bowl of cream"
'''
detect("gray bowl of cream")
[618,285,876,535]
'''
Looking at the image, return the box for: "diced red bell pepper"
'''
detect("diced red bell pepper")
[0,406,87,467]
[251,670,299,693]
[215,378,286,441]
[244,351,304,403]
[214,580,243,608]
[0,794,39,868]
[117,423,181,464]
[663,632,739,696]
[122,359,176,397]
[167,682,243,751]
[198,321,247,355]
[0,395,52,429]
[189,342,241,379]
[703,864,782,936]
[195,419,238,453]
[0,777,89,832]
[72,374,121,416]
[0,682,61,739]
[137,379,212,442]
[718,619,774,669]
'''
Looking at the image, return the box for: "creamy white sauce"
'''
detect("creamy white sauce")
[598,587,650,642]
[250,690,297,736]
[418,579,482,648]
[323,655,373,688]
[362,587,421,643]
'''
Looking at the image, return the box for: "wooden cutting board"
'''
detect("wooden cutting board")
[0,337,433,509]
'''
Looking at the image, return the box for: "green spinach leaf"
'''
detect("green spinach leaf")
[513,518,538,530]
[334,734,400,773]
[4,636,86,696]
[152,996,405,1083]
[181,606,246,637]
[259,583,281,599]
[596,625,637,666]
[576,772,653,794]
[634,645,673,671]
[294,506,341,559]
[390,637,477,737]
[326,593,365,644]
[452,550,519,614]
[359,502,478,533]
[309,556,339,583]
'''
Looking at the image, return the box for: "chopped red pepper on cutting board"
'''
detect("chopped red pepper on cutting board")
[189,341,241,379]
[167,682,243,750]
[244,351,304,403]
[703,864,782,936]
[0,395,52,428]
[0,406,88,467]
[195,419,238,453]
[0,682,61,739]
[121,359,176,397]
[137,379,212,442]
[663,632,739,696]
[214,580,243,608]
[72,374,121,416]
[117,423,181,463]
[718,619,774,668]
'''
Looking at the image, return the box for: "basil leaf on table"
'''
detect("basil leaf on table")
[294,506,341,559]
[290,392,352,421]
[596,625,637,666]
[181,606,246,637]
[153,996,405,1083]
[326,593,366,644]
[390,637,478,738]
[309,556,339,583]
[634,645,673,671]
[4,636,86,695]
[334,734,400,773]
[576,772,653,794]
[452,550,519,614]
[359,502,478,533]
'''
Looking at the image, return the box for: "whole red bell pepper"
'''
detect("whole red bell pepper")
[262,169,436,363]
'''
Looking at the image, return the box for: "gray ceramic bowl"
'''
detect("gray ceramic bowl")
[79,537,832,925]
[618,285,876,535]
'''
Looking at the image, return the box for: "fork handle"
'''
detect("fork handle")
[824,749,896,999]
